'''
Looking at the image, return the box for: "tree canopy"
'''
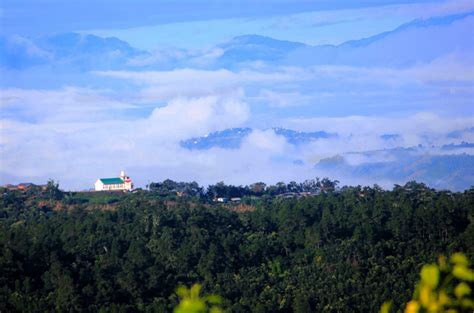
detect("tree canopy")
[0,181,472,312]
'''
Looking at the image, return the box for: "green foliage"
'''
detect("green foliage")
[380,301,392,313]
[174,284,222,313]
[150,180,204,198]
[0,182,472,312]
[64,191,128,205]
[402,253,474,313]
[149,177,339,200]
[46,179,64,201]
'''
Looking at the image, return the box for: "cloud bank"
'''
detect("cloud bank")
[1,85,473,190]
[0,2,473,190]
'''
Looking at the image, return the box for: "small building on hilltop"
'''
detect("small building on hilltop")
[95,171,133,192]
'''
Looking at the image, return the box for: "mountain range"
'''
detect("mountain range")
[284,12,474,67]
[315,147,474,191]
[180,127,474,190]
[0,33,146,70]
[1,10,473,191]
[180,127,337,150]
[2,12,472,70]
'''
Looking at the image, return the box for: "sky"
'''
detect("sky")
[0,0,473,190]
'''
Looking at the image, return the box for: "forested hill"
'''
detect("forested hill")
[0,182,473,312]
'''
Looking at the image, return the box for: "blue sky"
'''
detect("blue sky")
[88,11,406,49]
[0,0,473,189]
[0,0,442,35]
[1,0,465,48]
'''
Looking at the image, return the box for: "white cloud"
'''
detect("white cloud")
[0,87,136,123]
[302,53,474,86]
[255,89,312,107]
[92,67,310,104]
[91,57,474,110]
[1,107,473,190]
[243,129,288,152]
[2,58,473,189]
[0,92,253,188]
[2,22,474,190]
[293,113,439,135]
[94,67,307,85]
[141,95,250,140]
[283,113,474,149]
[126,47,225,67]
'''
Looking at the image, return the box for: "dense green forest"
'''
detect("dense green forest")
[0,180,473,312]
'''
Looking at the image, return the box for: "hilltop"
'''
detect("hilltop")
[1,180,472,312]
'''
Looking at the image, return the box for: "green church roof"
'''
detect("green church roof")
[100,178,124,185]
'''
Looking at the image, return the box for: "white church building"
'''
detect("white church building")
[95,171,133,191]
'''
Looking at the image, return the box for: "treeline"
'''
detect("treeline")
[0,181,473,312]
[149,177,339,199]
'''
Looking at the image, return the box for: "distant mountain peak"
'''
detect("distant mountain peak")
[0,32,147,70]
[217,34,307,65]
[180,127,336,150]
[284,11,474,67]
[340,11,474,49]
[226,34,307,48]
[38,32,140,54]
